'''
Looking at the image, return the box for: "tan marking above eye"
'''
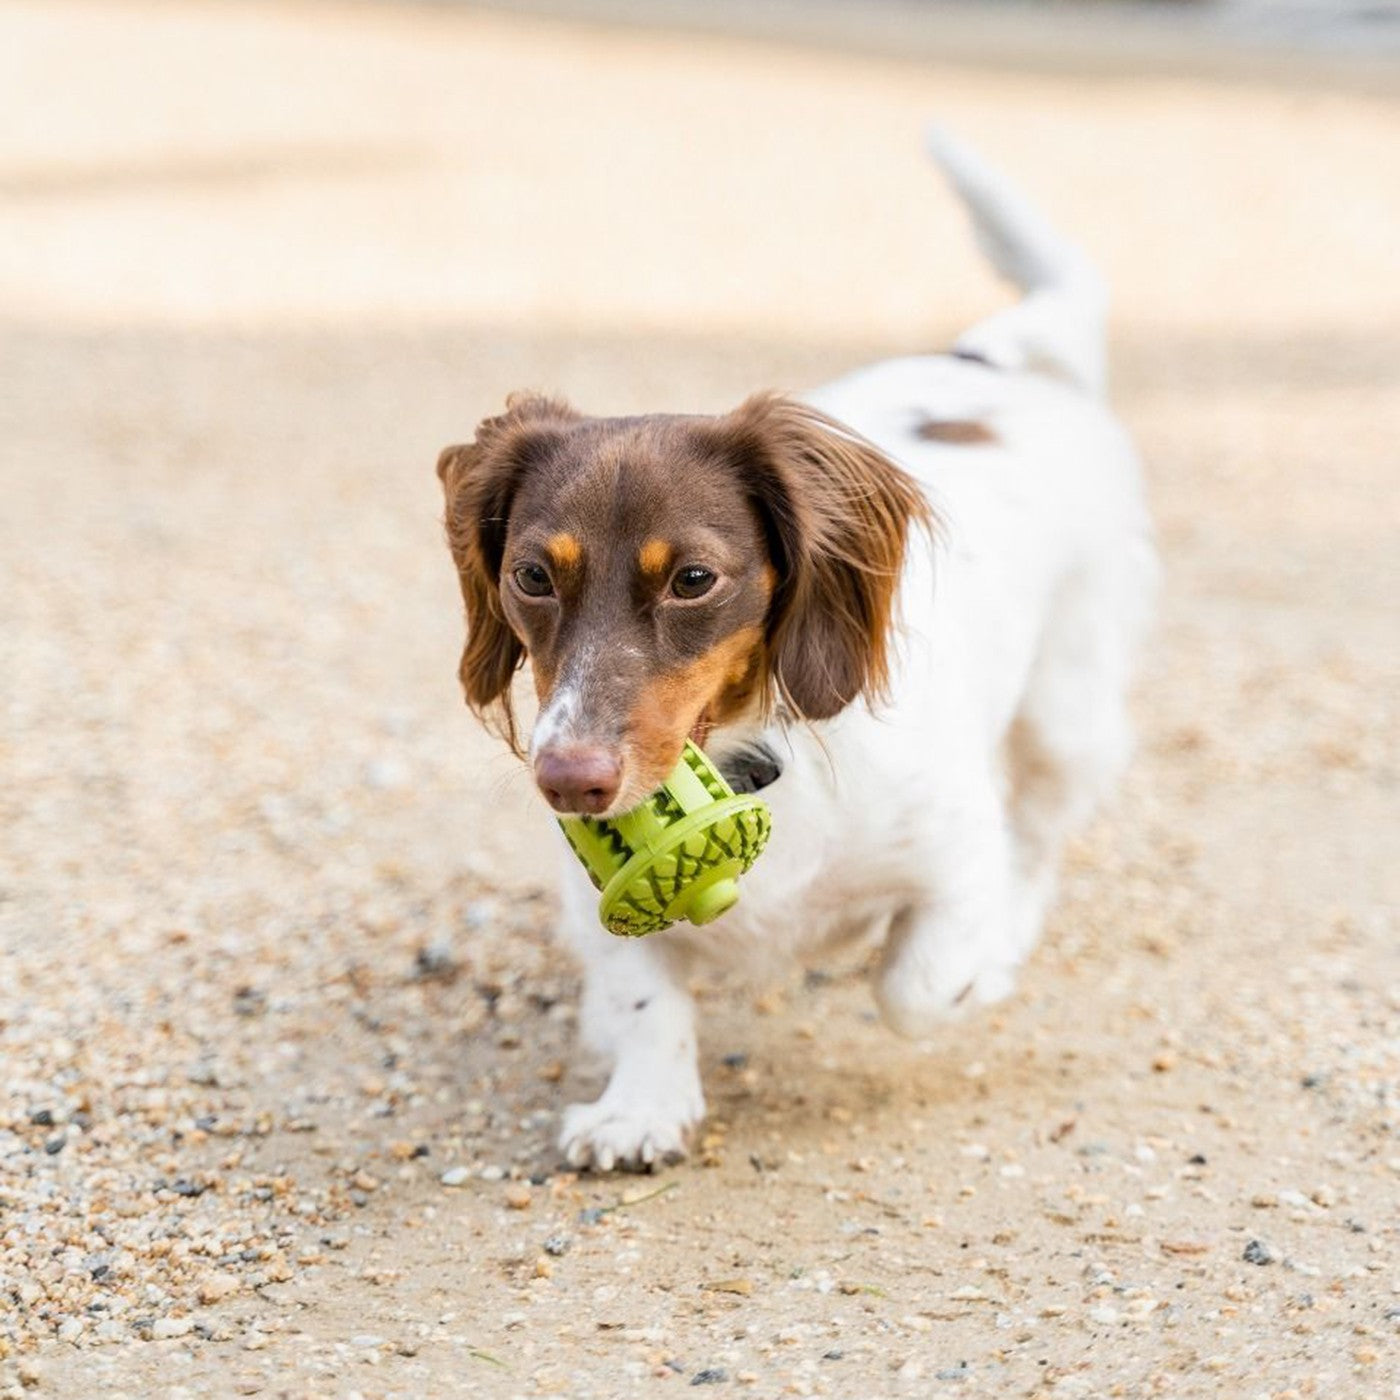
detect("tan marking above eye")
[546,532,583,568]
[637,539,672,577]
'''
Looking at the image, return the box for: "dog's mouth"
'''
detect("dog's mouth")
[608,711,712,815]
[688,709,713,751]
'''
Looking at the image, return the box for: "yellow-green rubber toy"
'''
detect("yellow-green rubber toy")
[559,742,772,937]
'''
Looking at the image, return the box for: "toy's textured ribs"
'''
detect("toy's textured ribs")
[733,808,771,869]
[561,741,773,936]
[560,822,606,891]
[578,814,629,863]
[685,745,729,802]
[645,863,669,908]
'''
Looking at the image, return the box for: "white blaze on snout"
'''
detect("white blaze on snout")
[530,682,581,760]
[530,643,645,761]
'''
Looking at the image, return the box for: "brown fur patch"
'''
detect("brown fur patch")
[637,538,672,577]
[627,626,765,785]
[528,652,558,704]
[710,636,769,726]
[436,394,581,754]
[705,394,935,720]
[915,418,998,446]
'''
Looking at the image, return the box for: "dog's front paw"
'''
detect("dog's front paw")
[559,1083,705,1173]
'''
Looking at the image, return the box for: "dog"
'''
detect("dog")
[437,130,1157,1171]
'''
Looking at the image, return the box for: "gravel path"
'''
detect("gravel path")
[2,3,1397,1397]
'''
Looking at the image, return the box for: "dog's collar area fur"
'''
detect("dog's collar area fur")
[717,741,783,794]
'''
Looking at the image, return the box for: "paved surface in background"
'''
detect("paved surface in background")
[469,0,1400,73]
[1,2,1397,1396]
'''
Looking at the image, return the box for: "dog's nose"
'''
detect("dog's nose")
[534,746,622,815]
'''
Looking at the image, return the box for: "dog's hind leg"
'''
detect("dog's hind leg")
[873,766,1021,1038]
[1003,564,1142,958]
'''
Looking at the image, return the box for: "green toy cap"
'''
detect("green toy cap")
[558,742,772,937]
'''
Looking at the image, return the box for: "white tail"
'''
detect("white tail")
[927,126,1108,398]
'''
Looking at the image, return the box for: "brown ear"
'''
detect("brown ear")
[714,393,934,720]
[437,394,578,750]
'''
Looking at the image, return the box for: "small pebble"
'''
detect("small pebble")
[1243,1239,1275,1266]
[414,940,457,979]
[440,1167,470,1187]
[197,1275,240,1305]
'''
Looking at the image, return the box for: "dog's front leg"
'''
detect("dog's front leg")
[554,859,704,1171]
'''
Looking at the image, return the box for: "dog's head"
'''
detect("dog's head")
[438,391,930,816]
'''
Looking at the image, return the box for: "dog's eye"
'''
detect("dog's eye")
[513,563,554,597]
[671,566,716,600]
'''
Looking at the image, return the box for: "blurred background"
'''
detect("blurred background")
[1,2,1397,1394]
[4,0,1395,890]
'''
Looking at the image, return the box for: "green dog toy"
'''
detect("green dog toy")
[559,742,772,937]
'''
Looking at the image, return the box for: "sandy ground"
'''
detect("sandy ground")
[2,2,1398,1397]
